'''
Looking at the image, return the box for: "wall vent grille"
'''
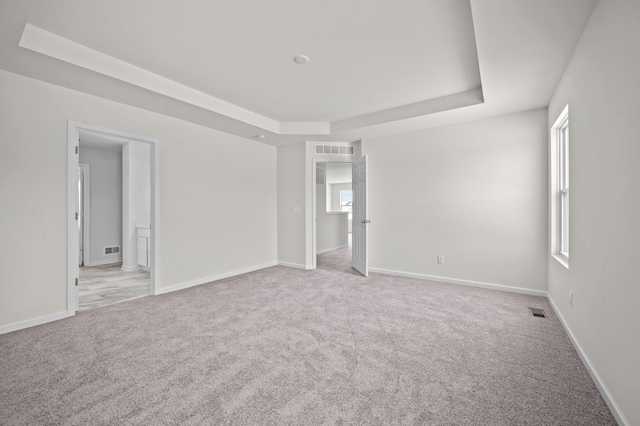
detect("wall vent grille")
[104,246,120,255]
[315,144,355,155]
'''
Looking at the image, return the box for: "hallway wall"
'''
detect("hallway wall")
[79,146,123,266]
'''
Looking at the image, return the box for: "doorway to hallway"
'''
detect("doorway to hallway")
[78,263,150,311]
[315,161,352,266]
[67,121,159,315]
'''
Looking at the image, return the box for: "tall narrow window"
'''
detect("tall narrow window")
[340,189,353,220]
[552,105,569,266]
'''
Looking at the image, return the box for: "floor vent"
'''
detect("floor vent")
[529,307,546,318]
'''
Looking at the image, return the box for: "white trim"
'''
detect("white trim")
[67,121,79,313]
[121,143,133,273]
[278,261,314,270]
[156,262,278,295]
[317,244,349,255]
[368,267,548,297]
[550,104,570,268]
[150,136,160,296]
[546,295,630,426]
[79,163,91,266]
[552,253,569,269]
[84,258,123,267]
[0,311,71,335]
[121,264,142,272]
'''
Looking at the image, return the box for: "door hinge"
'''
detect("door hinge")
[75,146,79,154]
[75,212,79,220]
[75,278,79,287]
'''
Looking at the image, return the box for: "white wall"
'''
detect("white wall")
[316,164,348,253]
[130,143,150,227]
[0,69,277,328]
[277,142,306,267]
[548,1,640,424]
[325,163,352,184]
[79,146,123,265]
[329,183,349,212]
[122,142,151,270]
[362,109,548,291]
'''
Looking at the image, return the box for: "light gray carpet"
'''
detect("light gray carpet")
[0,247,615,425]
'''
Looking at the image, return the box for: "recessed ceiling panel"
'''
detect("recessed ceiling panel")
[26,0,481,122]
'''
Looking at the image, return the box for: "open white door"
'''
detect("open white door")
[352,155,368,276]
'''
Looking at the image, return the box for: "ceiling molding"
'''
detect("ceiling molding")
[1,0,596,146]
[19,23,281,133]
[331,88,484,133]
[279,122,330,135]
[18,21,484,139]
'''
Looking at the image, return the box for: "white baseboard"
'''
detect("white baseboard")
[278,261,314,270]
[368,267,548,297]
[0,311,71,335]
[121,263,142,272]
[546,295,630,426]
[317,244,349,255]
[85,258,123,267]
[157,261,278,295]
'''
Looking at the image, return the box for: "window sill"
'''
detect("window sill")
[552,253,569,269]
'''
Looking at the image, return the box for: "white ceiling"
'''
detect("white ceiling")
[0,0,596,146]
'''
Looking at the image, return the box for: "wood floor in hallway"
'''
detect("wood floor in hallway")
[78,263,150,311]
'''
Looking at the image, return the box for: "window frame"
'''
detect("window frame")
[551,105,570,267]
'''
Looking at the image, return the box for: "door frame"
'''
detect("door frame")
[67,120,160,315]
[78,163,90,266]
[312,159,353,269]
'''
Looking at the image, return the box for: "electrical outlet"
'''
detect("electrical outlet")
[232,251,238,258]
[437,255,444,264]
[240,250,245,257]
[569,291,573,307]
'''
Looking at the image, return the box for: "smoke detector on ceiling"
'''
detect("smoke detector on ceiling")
[293,55,309,65]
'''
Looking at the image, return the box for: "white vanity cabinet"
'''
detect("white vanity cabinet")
[137,226,151,269]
